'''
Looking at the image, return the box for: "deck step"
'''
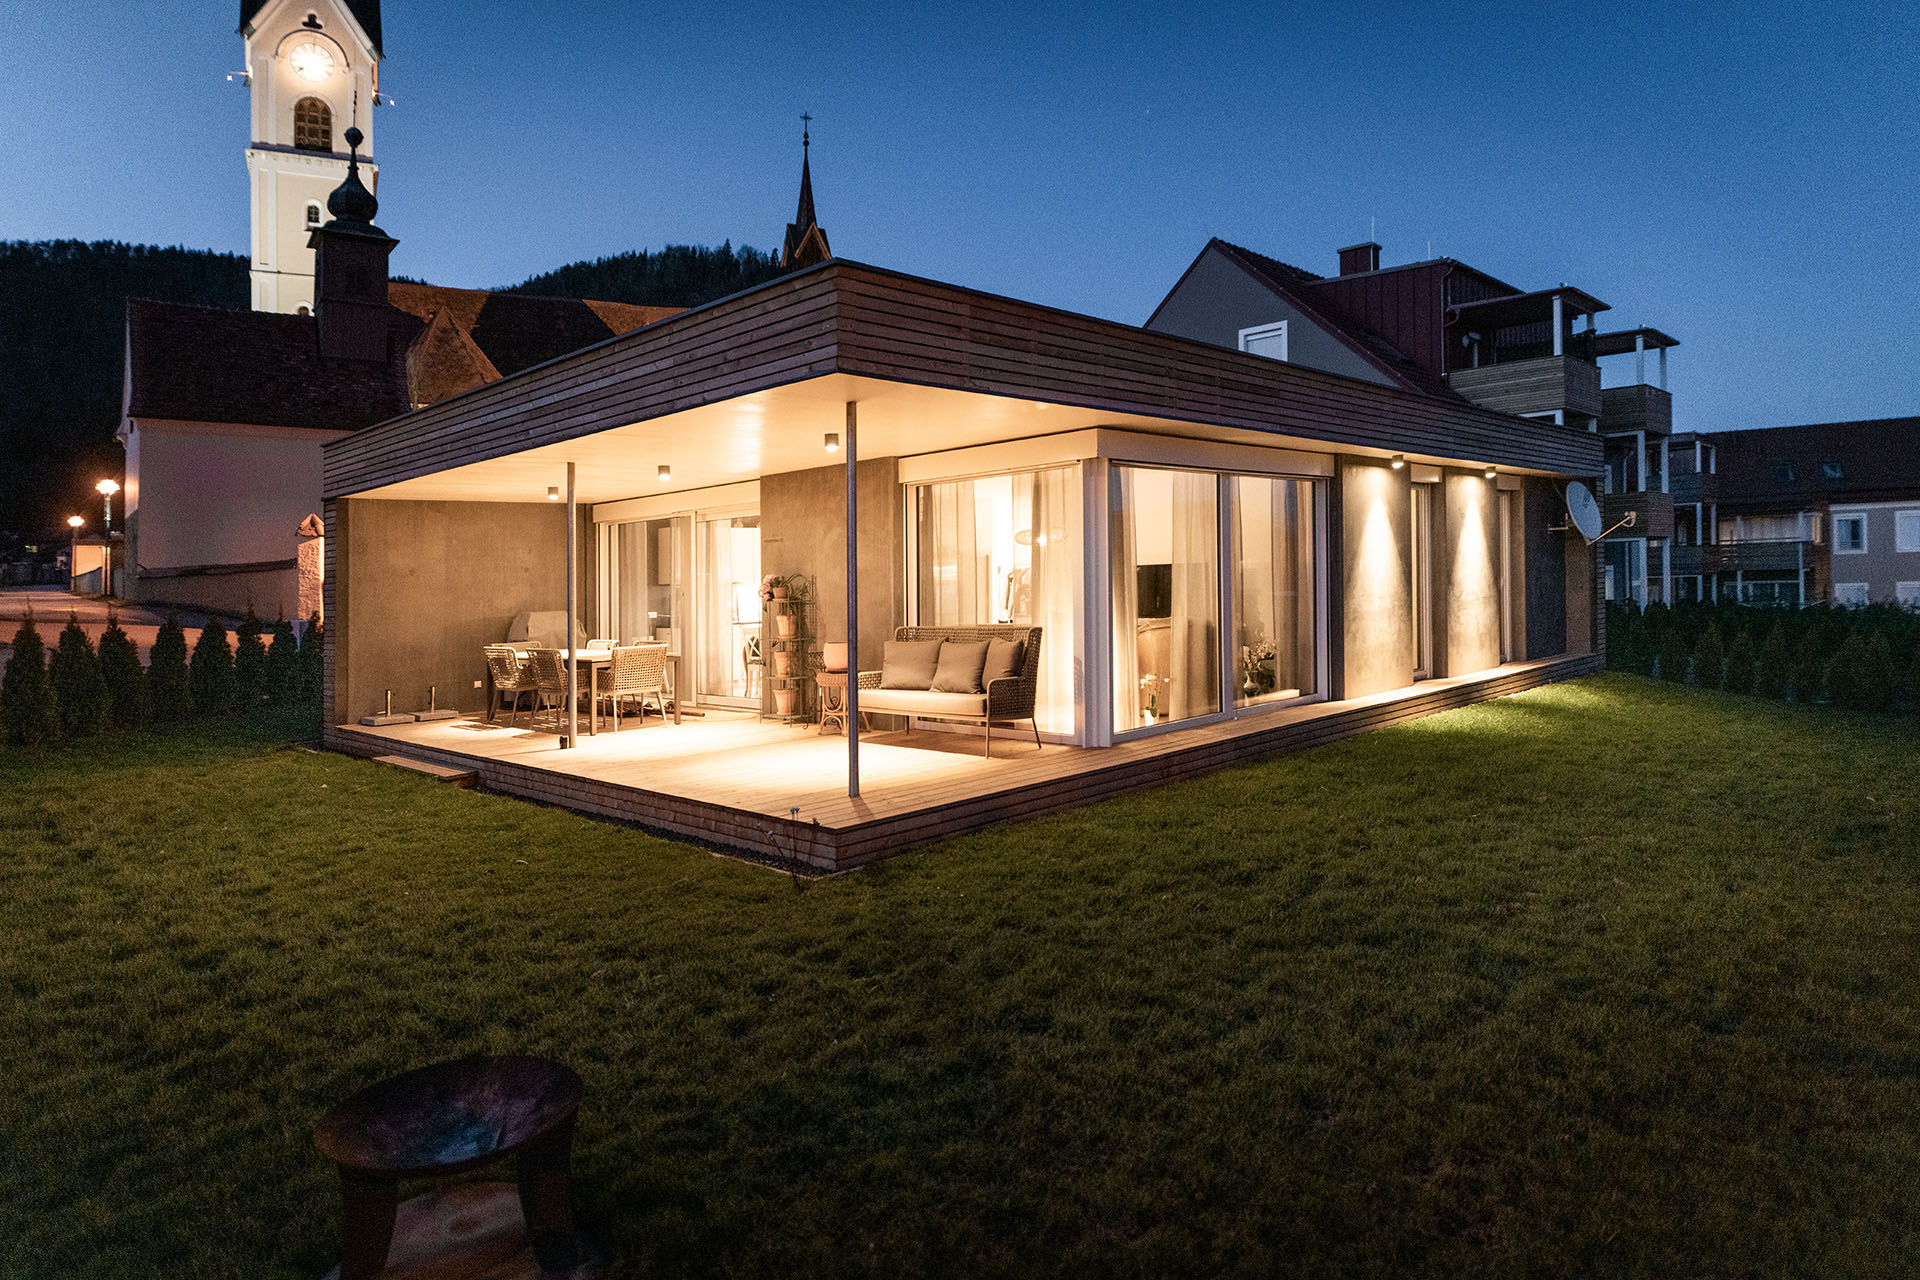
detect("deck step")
[372,754,478,788]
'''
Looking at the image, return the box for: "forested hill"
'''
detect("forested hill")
[1,241,248,534]
[509,242,788,308]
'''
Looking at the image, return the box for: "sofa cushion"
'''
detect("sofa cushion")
[982,638,1026,685]
[860,689,987,718]
[930,640,990,693]
[880,639,944,689]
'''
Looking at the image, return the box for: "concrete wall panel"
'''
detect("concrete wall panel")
[1443,470,1501,675]
[760,458,903,667]
[1339,458,1413,697]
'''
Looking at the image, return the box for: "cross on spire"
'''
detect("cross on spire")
[781,113,830,268]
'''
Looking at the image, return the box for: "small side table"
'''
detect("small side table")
[313,1055,586,1279]
[815,671,869,736]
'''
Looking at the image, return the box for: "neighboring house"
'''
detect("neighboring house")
[1146,238,1680,605]
[1666,417,1920,607]
[119,145,680,620]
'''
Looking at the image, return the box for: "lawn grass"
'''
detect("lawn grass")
[2,675,1916,1278]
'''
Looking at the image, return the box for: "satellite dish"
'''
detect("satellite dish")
[1565,481,1603,542]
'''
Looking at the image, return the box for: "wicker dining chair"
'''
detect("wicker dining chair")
[605,643,672,731]
[482,644,538,726]
[526,647,593,732]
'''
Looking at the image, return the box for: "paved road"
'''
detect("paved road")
[0,589,267,664]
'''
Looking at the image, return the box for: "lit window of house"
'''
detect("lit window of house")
[1896,509,1920,554]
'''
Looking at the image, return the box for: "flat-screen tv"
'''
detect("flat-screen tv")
[1136,564,1171,619]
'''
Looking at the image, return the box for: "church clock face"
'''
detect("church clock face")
[288,40,338,82]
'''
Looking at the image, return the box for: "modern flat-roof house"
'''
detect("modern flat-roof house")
[324,248,1607,869]
[1146,238,1679,607]
[1664,417,1920,607]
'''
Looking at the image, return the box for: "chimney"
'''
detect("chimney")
[1337,242,1381,276]
[309,127,397,363]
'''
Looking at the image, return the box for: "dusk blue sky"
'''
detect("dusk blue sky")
[5,1,1915,433]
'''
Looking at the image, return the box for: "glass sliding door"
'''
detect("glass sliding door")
[911,466,1079,735]
[694,512,762,705]
[1230,476,1317,706]
[607,516,683,648]
[1111,466,1220,731]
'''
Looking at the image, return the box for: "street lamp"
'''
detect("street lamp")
[96,478,120,537]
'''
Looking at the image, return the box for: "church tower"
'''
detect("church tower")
[239,0,384,314]
[780,119,832,269]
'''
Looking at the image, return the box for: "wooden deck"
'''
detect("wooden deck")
[323,654,1601,871]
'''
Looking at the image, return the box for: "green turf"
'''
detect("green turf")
[2,675,1916,1278]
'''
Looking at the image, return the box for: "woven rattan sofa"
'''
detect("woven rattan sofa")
[856,625,1042,757]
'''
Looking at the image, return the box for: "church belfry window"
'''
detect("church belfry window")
[293,97,332,152]
[305,203,322,227]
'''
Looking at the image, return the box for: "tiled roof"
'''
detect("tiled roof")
[387,282,678,383]
[1209,239,1463,401]
[124,298,417,430]
[1713,417,1920,508]
[241,0,382,55]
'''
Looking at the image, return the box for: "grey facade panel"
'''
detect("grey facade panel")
[1145,249,1395,387]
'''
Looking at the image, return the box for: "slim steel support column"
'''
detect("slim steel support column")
[565,461,577,749]
[845,402,860,799]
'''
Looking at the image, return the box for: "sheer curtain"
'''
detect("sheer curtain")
[1232,477,1316,704]
[1167,471,1220,721]
[1110,468,1140,730]
[1024,468,1077,734]
[918,481,984,624]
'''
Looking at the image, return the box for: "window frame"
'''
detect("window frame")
[1236,320,1289,363]
[1832,582,1870,608]
[1895,509,1920,554]
[1832,512,1868,555]
[292,96,333,152]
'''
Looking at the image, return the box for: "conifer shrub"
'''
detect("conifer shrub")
[265,617,299,703]
[1791,628,1826,703]
[233,610,268,709]
[1910,634,1920,716]
[1722,629,1756,696]
[97,614,149,727]
[1,615,58,746]
[1754,622,1791,700]
[1824,631,1894,713]
[298,614,324,703]
[1692,625,1725,691]
[189,619,236,716]
[1658,629,1689,683]
[148,615,193,721]
[48,615,108,738]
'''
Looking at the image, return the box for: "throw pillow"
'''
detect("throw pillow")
[879,639,944,689]
[981,638,1026,685]
[930,640,991,693]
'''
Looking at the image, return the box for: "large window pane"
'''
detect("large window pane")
[913,467,1079,734]
[1230,476,1317,706]
[1112,466,1219,730]
[612,517,679,647]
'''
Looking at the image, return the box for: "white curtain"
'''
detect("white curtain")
[1025,468,1077,734]
[1167,471,1220,721]
[1110,468,1140,730]
[919,481,984,625]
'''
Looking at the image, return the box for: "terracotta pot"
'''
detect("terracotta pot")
[776,613,796,638]
[771,586,789,601]
[774,687,797,715]
[772,650,793,677]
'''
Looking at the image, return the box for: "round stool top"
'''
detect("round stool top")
[314,1055,583,1178]
[815,670,848,686]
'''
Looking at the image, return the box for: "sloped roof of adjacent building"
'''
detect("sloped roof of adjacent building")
[1199,239,1465,401]
[124,298,418,430]
[1711,416,1920,508]
[240,0,383,55]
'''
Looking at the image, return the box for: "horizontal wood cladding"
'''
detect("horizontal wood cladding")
[327,261,1602,500]
[1602,490,1676,540]
[831,269,1601,476]
[1599,384,1674,437]
[325,272,842,498]
[1671,540,1807,575]
[1448,356,1603,422]
[1669,470,1717,504]
[324,654,1600,871]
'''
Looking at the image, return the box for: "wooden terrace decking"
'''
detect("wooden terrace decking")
[323,654,1601,872]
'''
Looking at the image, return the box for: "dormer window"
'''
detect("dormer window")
[293,97,332,151]
[1821,460,1845,482]
[1772,462,1797,486]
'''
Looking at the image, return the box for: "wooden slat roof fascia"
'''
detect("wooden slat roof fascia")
[326,260,1599,500]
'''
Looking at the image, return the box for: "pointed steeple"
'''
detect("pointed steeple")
[781,115,832,269]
